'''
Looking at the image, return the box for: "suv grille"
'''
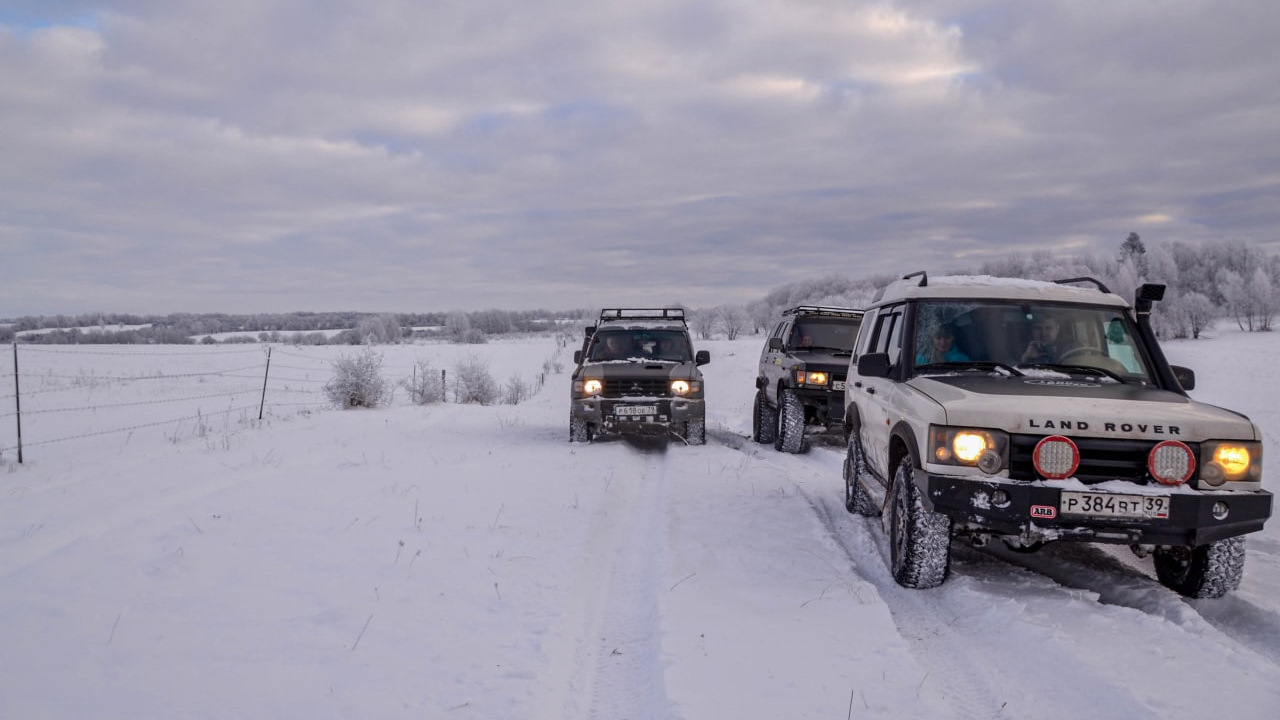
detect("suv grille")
[1009,434,1202,486]
[603,379,670,397]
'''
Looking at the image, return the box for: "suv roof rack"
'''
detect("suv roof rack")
[782,305,863,318]
[597,308,687,323]
[1054,276,1112,294]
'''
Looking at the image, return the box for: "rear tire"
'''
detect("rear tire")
[888,459,952,588]
[843,434,878,516]
[569,416,592,443]
[774,389,806,454]
[1153,537,1246,598]
[752,390,778,444]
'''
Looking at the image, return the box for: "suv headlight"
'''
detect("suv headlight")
[670,379,700,395]
[929,425,1008,474]
[796,371,829,386]
[1199,440,1262,486]
[574,378,603,397]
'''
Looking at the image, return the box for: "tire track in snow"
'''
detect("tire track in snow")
[541,444,673,720]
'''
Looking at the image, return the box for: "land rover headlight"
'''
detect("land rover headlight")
[576,378,603,397]
[797,371,829,386]
[1199,441,1262,486]
[929,425,1008,474]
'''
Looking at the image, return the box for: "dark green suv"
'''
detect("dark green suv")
[753,305,864,453]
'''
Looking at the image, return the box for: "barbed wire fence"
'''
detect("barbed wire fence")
[1,341,566,464]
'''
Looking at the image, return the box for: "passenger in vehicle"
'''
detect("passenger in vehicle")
[916,325,970,364]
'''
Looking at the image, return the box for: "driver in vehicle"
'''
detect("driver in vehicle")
[1021,314,1071,364]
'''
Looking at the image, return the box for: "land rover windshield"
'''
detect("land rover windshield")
[911,300,1154,383]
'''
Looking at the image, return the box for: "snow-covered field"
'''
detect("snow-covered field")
[1,328,1279,720]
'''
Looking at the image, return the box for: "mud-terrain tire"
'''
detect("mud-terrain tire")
[752,390,778,444]
[1153,536,1246,599]
[774,389,806,454]
[889,460,952,588]
[843,435,879,516]
[683,416,706,446]
[569,416,592,443]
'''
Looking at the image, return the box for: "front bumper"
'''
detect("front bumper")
[918,470,1273,546]
[571,396,705,435]
[791,386,845,425]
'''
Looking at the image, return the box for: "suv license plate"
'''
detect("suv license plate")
[614,405,657,417]
[832,380,846,391]
[1060,491,1169,519]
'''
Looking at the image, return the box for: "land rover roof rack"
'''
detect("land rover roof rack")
[782,305,863,318]
[1053,276,1112,294]
[597,308,687,322]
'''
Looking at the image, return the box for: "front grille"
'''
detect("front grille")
[1009,434,1201,486]
[603,379,669,397]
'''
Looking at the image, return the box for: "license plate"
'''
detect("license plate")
[832,380,846,391]
[1060,491,1169,519]
[614,405,657,417]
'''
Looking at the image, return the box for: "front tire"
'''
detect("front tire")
[683,416,706,446]
[888,459,952,588]
[843,434,879,516]
[774,389,806,454]
[752,390,778,444]
[1153,537,1246,598]
[569,416,592,443]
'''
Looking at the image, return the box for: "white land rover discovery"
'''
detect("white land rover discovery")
[843,271,1271,598]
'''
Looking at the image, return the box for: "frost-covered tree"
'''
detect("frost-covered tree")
[719,305,749,340]
[1118,232,1148,275]
[403,359,445,404]
[690,308,718,340]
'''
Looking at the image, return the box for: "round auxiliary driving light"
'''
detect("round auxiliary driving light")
[978,450,1003,475]
[1148,440,1195,486]
[990,489,1012,508]
[1212,502,1230,521]
[1033,435,1079,480]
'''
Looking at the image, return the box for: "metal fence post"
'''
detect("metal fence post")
[12,342,22,464]
[258,346,272,420]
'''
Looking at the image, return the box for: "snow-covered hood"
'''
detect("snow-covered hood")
[911,373,1258,441]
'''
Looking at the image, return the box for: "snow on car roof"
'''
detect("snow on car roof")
[873,274,1131,308]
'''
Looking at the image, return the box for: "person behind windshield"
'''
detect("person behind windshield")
[599,334,632,360]
[916,326,970,364]
[1021,314,1070,364]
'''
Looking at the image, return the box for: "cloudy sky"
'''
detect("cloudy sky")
[2,0,1278,316]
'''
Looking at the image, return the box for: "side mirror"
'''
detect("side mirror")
[767,337,784,351]
[573,350,582,365]
[695,350,711,366]
[1170,365,1195,391]
[857,353,891,378]
[584,325,596,338]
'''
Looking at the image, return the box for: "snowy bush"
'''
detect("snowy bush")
[403,359,445,405]
[454,354,498,405]
[503,374,531,405]
[324,347,391,409]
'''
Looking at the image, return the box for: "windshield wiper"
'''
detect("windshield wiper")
[916,361,1024,377]
[797,345,851,354]
[1018,363,1127,384]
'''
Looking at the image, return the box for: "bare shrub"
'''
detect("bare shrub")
[403,358,445,405]
[455,354,498,405]
[325,347,391,408]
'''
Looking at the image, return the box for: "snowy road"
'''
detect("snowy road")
[2,335,1279,719]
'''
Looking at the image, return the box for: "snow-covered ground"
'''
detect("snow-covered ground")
[1,328,1278,720]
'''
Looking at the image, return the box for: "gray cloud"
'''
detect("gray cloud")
[2,0,1277,315]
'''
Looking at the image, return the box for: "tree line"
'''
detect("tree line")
[4,236,1276,345]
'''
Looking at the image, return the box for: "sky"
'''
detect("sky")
[2,327,1279,719]
[3,0,1280,317]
